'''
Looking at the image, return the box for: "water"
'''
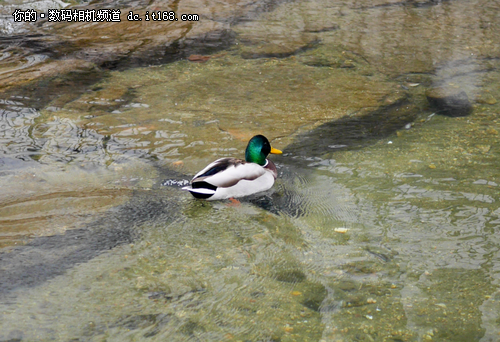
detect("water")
[1,0,500,340]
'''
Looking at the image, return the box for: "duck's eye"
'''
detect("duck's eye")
[262,141,271,155]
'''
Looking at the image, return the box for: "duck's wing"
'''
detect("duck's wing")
[192,158,266,188]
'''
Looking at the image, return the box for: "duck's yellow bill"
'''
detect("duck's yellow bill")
[270,147,283,154]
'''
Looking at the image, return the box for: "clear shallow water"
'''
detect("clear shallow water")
[1,0,500,341]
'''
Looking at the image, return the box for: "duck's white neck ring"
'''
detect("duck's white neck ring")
[263,159,269,167]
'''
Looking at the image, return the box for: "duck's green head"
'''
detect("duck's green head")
[245,135,282,165]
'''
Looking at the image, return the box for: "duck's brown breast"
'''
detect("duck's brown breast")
[264,160,278,179]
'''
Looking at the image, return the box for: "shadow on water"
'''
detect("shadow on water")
[100,29,237,70]
[1,69,110,111]
[282,99,419,160]
[0,187,180,302]
[251,100,425,219]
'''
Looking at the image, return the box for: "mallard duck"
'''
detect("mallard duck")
[182,135,282,200]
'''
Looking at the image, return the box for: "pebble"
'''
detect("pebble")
[187,55,211,62]
[476,94,497,105]
[476,145,491,153]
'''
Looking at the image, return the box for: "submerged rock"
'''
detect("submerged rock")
[0,0,266,91]
[426,87,473,117]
